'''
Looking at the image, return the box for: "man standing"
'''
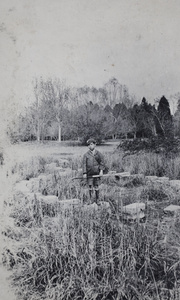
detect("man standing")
[82,138,105,204]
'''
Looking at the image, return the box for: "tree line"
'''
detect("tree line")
[7,77,180,144]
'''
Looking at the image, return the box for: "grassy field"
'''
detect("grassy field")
[2,141,180,300]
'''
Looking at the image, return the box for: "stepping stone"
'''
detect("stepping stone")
[38,174,53,180]
[45,163,57,173]
[145,176,158,181]
[146,200,155,206]
[123,202,145,214]
[37,194,59,203]
[123,211,145,221]
[169,180,180,191]
[27,178,40,192]
[82,203,99,212]
[164,205,180,214]
[37,174,47,181]
[81,200,111,211]
[13,180,30,194]
[82,201,111,213]
[59,198,81,208]
[157,176,169,181]
[156,177,169,183]
[122,202,145,221]
[130,174,145,180]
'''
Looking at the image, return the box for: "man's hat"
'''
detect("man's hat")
[87,138,96,145]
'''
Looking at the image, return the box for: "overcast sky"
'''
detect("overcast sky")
[1,0,180,125]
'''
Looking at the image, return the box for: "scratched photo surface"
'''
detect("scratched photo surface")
[1,1,180,299]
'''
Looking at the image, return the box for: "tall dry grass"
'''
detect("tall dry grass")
[107,151,180,179]
[2,150,180,300]
[4,202,180,300]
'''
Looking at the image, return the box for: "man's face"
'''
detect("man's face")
[88,142,96,151]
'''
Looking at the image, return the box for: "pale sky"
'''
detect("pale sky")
[1,0,180,127]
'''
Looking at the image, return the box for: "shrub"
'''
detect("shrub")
[119,137,180,155]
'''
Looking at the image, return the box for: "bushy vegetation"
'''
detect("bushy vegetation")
[7,77,179,146]
[3,151,180,300]
[119,137,180,155]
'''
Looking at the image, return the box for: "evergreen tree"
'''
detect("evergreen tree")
[173,98,180,137]
[156,96,173,137]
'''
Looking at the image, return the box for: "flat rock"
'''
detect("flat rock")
[38,174,53,180]
[169,180,180,191]
[130,173,145,178]
[145,176,158,181]
[82,203,99,211]
[37,174,48,181]
[13,180,30,194]
[84,201,111,210]
[45,163,57,172]
[122,203,145,221]
[37,194,59,203]
[157,176,169,181]
[59,198,81,207]
[146,200,155,206]
[123,211,145,221]
[122,202,145,214]
[27,177,40,192]
[156,177,169,183]
[164,205,180,213]
[81,201,111,213]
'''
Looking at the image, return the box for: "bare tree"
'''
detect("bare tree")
[33,77,72,142]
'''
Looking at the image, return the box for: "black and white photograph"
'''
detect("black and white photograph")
[1,0,180,299]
